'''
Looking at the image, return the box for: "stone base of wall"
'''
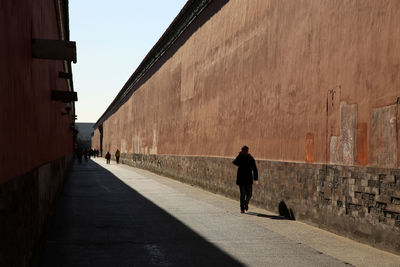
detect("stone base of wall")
[0,154,73,266]
[120,153,400,255]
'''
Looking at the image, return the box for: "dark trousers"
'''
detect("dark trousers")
[106,159,110,164]
[116,156,120,164]
[239,184,252,210]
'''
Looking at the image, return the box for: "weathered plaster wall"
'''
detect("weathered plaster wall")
[92,128,101,151]
[0,0,74,183]
[98,0,400,168]
[94,0,400,254]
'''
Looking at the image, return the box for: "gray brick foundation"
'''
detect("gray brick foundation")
[0,154,73,266]
[120,153,400,254]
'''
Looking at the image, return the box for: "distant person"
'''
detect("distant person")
[105,152,111,164]
[84,149,88,162]
[115,149,120,164]
[77,150,82,164]
[233,146,258,213]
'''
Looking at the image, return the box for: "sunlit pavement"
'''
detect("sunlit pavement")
[40,158,400,267]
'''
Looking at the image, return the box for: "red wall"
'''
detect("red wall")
[0,0,74,183]
[95,0,400,168]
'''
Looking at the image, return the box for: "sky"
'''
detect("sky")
[70,0,188,123]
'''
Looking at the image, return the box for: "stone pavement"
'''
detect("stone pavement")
[40,158,400,266]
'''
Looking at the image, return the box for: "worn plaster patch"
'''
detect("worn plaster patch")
[149,127,158,154]
[134,135,142,154]
[369,104,397,168]
[356,123,368,166]
[305,132,315,163]
[121,139,126,153]
[330,102,357,165]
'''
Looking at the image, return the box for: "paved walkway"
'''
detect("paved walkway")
[40,158,400,266]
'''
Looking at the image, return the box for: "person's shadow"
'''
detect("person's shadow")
[246,201,296,221]
[246,212,288,220]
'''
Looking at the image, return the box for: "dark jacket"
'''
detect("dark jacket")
[233,153,258,185]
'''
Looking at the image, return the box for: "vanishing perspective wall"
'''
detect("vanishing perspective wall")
[93,0,400,253]
[96,0,399,167]
[0,0,75,265]
[0,0,74,183]
[92,127,101,152]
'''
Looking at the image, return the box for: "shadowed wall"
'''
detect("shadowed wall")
[0,0,75,265]
[0,0,74,184]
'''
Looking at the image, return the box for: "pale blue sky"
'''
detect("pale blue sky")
[70,0,188,122]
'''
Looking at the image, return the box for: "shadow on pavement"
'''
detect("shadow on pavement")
[245,211,288,220]
[40,160,244,267]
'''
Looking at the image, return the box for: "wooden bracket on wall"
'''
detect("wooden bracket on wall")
[51,90,78,103]
[59,72,72,79]
[32,39,77,63]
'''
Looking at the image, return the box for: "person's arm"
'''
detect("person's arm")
[252,158,258,181]
[232,153,241,166]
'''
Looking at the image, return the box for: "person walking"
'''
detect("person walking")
[115,149,120,164]
[105,151,111,164]
[84,149,88,162]
[77,150,82,164]
[233,145,258,213]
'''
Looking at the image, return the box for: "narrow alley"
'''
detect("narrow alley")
[40,159,400,266]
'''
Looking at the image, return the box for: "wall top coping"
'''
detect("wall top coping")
[93,0,212,129]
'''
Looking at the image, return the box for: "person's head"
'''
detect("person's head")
[241,145,249,155]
